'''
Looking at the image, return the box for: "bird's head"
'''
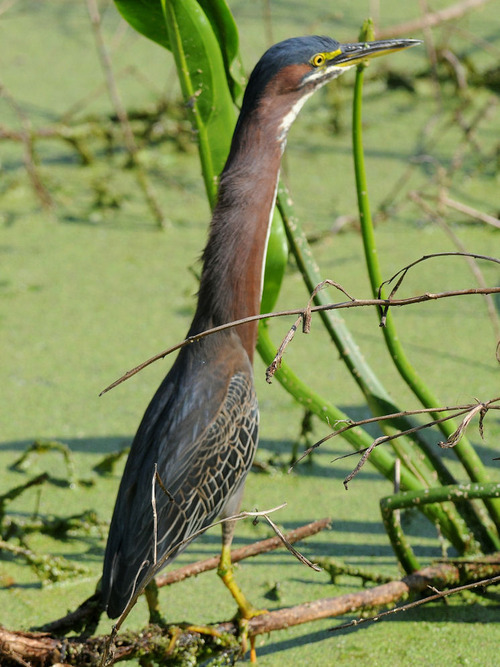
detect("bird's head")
[237,35,420,143]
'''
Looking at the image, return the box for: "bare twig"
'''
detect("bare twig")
[265,280,356,382]
[101,262,500,395]
[85,0,166,227]
[438,401,488,448]
[331,573,500,633]
[156,518,331,587]
[265,315,302,383]
[409,192,500,342]
[261,513,322,572]
[290,398,500,485]
[376,0,493,39]
[0,82,53,210]
[378,251,500,325]
[437,193,500,230]
[341,398,500,484]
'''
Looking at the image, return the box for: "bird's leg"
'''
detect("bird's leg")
[218,518,265,663]
[145,579,167,626]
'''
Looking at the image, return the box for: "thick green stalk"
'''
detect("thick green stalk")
[277,185,456,488]
[256,323,471,554]
[381,483,500,572]
[351,57,500,533]
[275,186,497,552]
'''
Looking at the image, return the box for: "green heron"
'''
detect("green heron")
[101,35,419,620]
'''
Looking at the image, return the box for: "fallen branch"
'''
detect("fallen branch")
[3,560,500,666]
[156,517,331,587]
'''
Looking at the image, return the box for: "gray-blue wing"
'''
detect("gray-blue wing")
[101,334,258,618]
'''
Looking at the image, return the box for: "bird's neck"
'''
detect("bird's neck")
[192,112,284,361]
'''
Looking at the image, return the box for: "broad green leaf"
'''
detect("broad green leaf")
[160,0,236,197]
[115,0,244,103]
[114,0,285,301]
[115,0,170,50]
[197,0,245,102]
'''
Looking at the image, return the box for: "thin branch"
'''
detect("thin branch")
[377,251,500,324]
[376,0,493,39]
[101,277,500,395]
[409,192,500,342]
[438,194,500,230]
[261,513,322,572]
[331,573,500,633]
[156,518,330,587]
[340,398,500,486]
[85,0,166,227]
[290,398,500,486]
[0,82,53,210]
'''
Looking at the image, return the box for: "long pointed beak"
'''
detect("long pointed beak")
[328,38,422,67]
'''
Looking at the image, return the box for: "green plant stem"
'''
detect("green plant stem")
[275,188,497,550]
[381,483,500,573]
[256,323,471,554]
[351,61,500,535]
[277,185,455,487]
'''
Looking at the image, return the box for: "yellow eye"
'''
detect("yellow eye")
[311,53,325,67]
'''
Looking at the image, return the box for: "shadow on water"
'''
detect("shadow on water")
[0,435,131,455]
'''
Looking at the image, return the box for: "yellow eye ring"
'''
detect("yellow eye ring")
[311,53,325,67]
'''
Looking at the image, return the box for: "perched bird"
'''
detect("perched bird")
[101,34,419,620]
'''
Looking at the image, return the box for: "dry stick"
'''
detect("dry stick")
[289,398,500,486]
[219,563,500,635]
[85,0,166,228]
[0,82,53,210]
[377,251,500,326]
[292,399,500,469]
[261,513,322,572]
[266,280,355,381]
[342,399,500,486]
[155,518,330,587]
[376,0,492,39]
[437,193,500,231]
[100,281,500,395]
[330,572,500,633]
[409,192,500,343]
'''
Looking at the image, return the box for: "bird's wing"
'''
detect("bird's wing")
[102,333,258,617]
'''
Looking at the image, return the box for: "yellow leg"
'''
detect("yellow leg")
[217,542,265,619]
[145,579,166,625]
[219,492,266,661]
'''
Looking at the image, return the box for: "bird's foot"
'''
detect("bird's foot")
[236,615,263,664]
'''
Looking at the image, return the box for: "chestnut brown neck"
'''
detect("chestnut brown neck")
[191,83,307,361]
